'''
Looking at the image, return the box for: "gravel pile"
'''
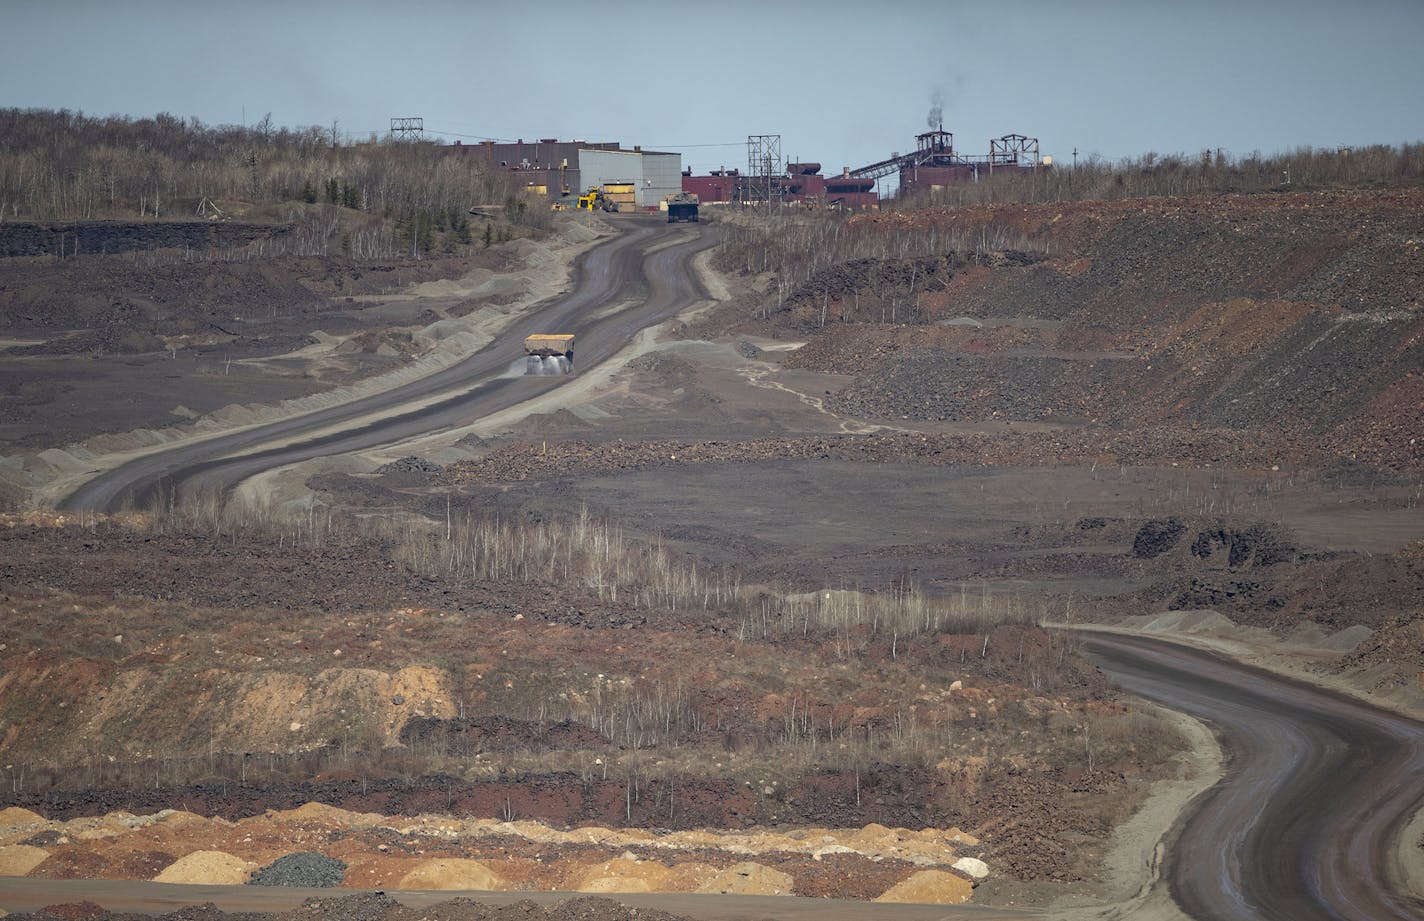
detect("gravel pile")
[1132,518,1186,559]
[247,852,346,887]
[374,456,442,474]
[288,893,398,921]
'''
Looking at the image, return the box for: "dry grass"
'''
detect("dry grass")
[0,485,1201,828]
[715,210,1046,319]
[143,491,1042,647]
[899,143,1424,208]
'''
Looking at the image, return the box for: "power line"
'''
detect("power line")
[644,142,744,148]
[421,127,518,142]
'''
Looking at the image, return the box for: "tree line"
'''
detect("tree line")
[0,108,522,228]
[899,142,1424,208]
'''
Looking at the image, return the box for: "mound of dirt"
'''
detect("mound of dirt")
[694,861,793,896]
[270,803,384,828]
[0,808,45,827]
[1141,610,1238,635]
[874,868,974,904]
[575,856,672,893]
[0,844,50,876]
[397,858,504,891]
[1329,614,1424,690]
[373,457,441,475]
[1133,519,1187,559]
[152,850,251,885]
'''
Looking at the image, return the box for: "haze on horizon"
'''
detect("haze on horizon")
[4,0,1421,176]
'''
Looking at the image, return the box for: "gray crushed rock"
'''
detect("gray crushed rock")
[374,456,442,475]
[246,851,347,887]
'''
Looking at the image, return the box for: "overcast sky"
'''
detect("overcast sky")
[6,0,1422,176]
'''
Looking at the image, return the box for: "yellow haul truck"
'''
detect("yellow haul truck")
[600,182,637,212]
[524,333,574,375]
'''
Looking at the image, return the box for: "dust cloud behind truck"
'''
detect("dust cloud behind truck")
[524,333,574,375]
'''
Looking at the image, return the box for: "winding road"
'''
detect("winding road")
[20,220,1424,920]
[60,217,718,512]
[1083,632,1424,921]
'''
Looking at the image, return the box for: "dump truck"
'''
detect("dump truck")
[524,333,574,375]
[666,192,699,223]
[600,182,637,213]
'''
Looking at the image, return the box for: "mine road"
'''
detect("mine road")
[36,217,1424,921]
[59,217,719,512]
[1084,632,1424,921]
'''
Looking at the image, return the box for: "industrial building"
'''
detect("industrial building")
[451,139,682,209]
[852,130,1046,197]
[682,163,878,210]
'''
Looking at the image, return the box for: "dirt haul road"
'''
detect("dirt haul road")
[59,218,718,512]
[1084,632,1424,921]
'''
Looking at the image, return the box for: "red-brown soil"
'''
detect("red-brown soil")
[4,187,1424,910]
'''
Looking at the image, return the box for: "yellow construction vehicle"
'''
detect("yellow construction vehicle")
[577,188,601,210]
[600,182,636,212]
[524,333,574,374]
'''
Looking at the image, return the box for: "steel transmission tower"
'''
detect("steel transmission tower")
[747,134,782,215]
[390,117,424,141]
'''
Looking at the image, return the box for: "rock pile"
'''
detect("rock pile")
[248,852,346,888]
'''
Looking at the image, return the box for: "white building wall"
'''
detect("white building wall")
[638,153,682,207]
[577,148,683,208]
[577,149,642,201]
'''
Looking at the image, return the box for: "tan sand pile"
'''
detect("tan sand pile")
[0,808,44,827]
[423,816,978,869]
[398,858,505,890]
[661,862,718,892]
[152,850,252,885]
[0,845,51,876]
[4,803,990,904]
[874,869,974,904]
[575,856,673,893]
[272,803,384,828]
[696,861,794,896]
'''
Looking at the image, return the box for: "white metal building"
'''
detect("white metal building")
[578,148,683,208]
